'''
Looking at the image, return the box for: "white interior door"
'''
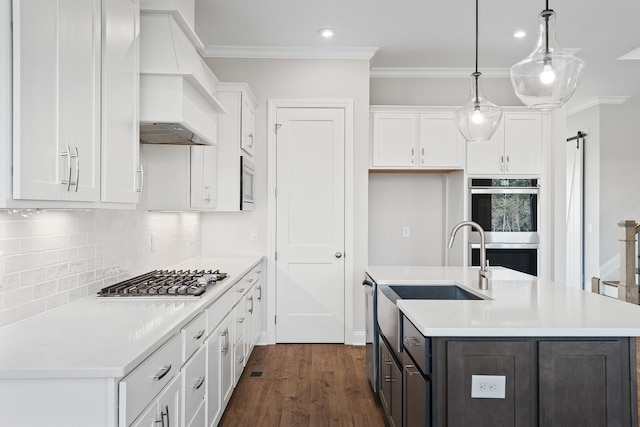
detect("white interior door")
[275,107,345,343]
[566,136,584,289]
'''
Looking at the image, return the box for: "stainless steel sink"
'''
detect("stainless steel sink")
[388,284,482,301]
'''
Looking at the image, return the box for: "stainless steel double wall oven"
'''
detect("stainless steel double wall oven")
[469,178,540,276]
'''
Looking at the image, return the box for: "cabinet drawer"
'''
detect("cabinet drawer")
[402,316,430,375]
[234,302,246,345]
[120,333,181,427]
[182,312,206,363]
[234,274,254,303]
[207,289,235,335]
[182,346,206,425]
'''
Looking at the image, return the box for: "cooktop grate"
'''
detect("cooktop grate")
[97,269,228,297]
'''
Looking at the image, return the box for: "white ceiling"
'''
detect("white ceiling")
[194,0,640,107]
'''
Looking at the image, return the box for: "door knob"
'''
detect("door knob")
[335,252,343,258]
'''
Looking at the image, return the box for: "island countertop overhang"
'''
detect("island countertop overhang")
[366,265,640,337]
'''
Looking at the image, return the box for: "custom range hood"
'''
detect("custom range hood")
[139,10,225,145]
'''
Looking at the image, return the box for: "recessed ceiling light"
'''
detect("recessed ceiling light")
[513,30,526,38]
[318,28,335,38]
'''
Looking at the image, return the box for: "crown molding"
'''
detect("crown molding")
[369,67,510,79]
[568,96,631,116]
[201,45,379,60]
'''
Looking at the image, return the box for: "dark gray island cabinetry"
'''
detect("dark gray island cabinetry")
[403,313,637,427]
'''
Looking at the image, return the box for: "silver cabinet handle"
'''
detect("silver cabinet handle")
[506,155,510,171]
[335,252,342,258]
[73,146,79,192]
[247,278,254,283]
[237,317,245,324]
[421,147,425,165]
[161,404,170,427]
[410,147,415,164]
[154,364,172,381]
[136,164,144,193]
[221,328,229,354]
[249,295,254,314]
[60,145,72,190]
[257,285,262,302]
[193,376,205,391]
[500,155,505,171]
[403,336,421,347]
[193,329,205,341]
[236,287,245,293]
[249,132,254,148]
[405,364,421,376]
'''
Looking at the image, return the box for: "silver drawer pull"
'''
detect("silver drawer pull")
[193,376,205,391]
[237,317,245,324]
[384,375,391,382]
[405,364,421,376]
[247,278,254,283]
[404,336,421,347]
[236,287,245,293]
[193,329,205,340]
[154,364,172,381]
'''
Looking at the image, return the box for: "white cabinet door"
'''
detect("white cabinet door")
[466,112,543,176]
[131,374,181,427]
[190,145,217,209]
[240,94,256,156]
[504,114,542,175]
[466,118,505,175]
[101,0,141,203]
[371,113,418,167]
[12,0,101,202]
[419,113,465,168]
[206,313,233,427]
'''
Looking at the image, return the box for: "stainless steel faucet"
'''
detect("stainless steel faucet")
[448,221,491,290]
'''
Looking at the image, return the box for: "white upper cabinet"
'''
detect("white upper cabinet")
[190,145,217,209]
[371,113,418,167]
[241,95,256,156]
[8,0,140,207]
[101,0,142,203]
[370,108,464,170]
[419,113,465,168]
[12,0,101,202]
[139,144,217,211]
[467,112,543,176]
[215,82,258,211]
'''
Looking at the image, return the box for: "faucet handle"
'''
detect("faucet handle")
[481,269,492,279]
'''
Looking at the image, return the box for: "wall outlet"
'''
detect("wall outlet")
[250,229,259,241]
[471,375,506,399]
[402,226,410,238]
[151,232,157,252]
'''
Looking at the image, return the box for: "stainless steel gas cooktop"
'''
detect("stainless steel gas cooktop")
[97,269,228,297]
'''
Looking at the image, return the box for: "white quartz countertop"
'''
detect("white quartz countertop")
[367,265,640,337]
[0,256,263,379]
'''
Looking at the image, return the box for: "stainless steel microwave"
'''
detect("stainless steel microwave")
[240,156,255,211]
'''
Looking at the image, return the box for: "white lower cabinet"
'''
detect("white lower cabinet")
[182,346,206,426]
[206,312,234,427]
[188,401,206,427]
[132,373,182,427]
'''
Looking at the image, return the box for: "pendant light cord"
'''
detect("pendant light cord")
[475,0,478,74]
[474,0,479,103]
[544,0,551,55]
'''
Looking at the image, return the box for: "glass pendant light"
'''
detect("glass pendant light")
[510,0,585,110]
[455,0,503,142]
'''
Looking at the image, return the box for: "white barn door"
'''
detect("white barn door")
[275,107,345,343]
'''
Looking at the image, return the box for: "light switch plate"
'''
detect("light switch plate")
[471,375,506,399]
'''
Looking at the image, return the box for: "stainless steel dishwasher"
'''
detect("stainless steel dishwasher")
[362,275,379,392]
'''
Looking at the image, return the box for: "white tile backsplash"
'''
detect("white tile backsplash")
[0,210,201,328]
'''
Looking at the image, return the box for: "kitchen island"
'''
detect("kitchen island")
[367,266,640,427]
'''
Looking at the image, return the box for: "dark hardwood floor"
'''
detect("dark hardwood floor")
[219,344,387,427]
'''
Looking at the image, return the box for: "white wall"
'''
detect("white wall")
[201,58,371,343]
[370,77,523,106]
[566,99,640,285]
[369,173,446,265]
[0,210,201,328]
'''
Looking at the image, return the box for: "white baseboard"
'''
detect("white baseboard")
[351,331,365,346]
